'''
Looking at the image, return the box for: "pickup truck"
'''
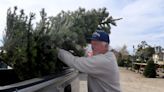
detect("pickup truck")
[0,68,79,92]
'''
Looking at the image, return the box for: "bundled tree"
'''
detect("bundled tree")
[116,45,130,67]
[143,59,157,78]
[1,6,119,80]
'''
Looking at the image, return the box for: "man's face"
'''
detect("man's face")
[91,40,107,55]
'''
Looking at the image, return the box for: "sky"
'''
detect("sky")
[0,0,164,53]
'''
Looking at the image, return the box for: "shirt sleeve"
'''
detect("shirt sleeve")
[58,49,108,74]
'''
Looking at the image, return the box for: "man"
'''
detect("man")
[58,30,121,92]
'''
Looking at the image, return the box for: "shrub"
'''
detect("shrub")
[118,60,125,67]
[143,59,156,78]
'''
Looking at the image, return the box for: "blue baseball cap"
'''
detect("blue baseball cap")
[90,30,110,44]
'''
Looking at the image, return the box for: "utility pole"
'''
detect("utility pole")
[132,45,135,71]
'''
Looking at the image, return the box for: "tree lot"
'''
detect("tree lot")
[116,41,159,78]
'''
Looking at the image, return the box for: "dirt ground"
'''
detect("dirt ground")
[120,67,164,92]
[79,68,164,92]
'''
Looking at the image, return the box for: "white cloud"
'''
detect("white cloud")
[109,0,164,53]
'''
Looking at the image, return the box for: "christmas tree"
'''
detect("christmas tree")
[1,6,119,80]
